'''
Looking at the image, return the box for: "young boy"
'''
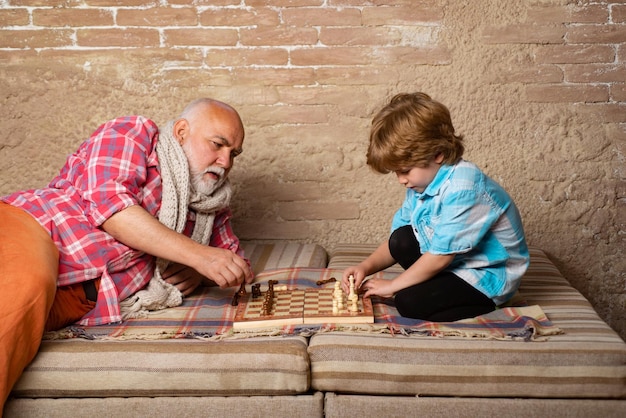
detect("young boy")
[342,92,529,322]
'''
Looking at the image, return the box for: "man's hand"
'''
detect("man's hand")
[162,263,204,296]
[192,246,253,289]
[161,250,253,296]
[102,205,252,290]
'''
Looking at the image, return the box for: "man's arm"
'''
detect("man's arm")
[164,208,250,296]
[101,205,252,288]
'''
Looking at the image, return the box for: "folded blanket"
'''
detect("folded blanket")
[44,268,562,342]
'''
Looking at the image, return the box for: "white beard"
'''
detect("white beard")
[181,140,226,197]
[190,166,225,196]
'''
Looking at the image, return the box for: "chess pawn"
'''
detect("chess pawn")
[252,283,261,298]
[333,281,344,311]
[333,281,341,299]
[333,281,341,295]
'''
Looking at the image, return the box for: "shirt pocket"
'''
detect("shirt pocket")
[414,214,438,250]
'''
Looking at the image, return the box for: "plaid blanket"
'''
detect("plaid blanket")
[45,268,562,342]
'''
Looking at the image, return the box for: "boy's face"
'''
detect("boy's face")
[394,155,444,193]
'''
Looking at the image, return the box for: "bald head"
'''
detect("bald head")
[171,98,245,194]
[179,98,244,140]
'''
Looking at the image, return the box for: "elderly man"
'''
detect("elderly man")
[0,98,253,408]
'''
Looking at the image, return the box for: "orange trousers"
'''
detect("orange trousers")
[0,203,98,412]
[0,203,57,411]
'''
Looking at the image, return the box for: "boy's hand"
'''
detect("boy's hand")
[360,277,396,299]
[341,266,367,293]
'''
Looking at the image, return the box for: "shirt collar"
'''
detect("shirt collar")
[417,163,455,198]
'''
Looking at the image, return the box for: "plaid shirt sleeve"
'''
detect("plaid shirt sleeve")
[67,116,161,227]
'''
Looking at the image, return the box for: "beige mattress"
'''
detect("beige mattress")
[5,244,625,418]
[312,246,626,399]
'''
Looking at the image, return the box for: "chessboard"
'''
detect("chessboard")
[232,287,374,330]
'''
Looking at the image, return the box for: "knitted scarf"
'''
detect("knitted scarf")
[119,120,232,320]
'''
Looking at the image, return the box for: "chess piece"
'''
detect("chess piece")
[333,281,344,311]
[237,281,247,295]
[349,295,359,312]
[333,282,341,299]
[348,275,359,312]
[231,292,240,306]
[316,277,337,286]
[348,275,356,299]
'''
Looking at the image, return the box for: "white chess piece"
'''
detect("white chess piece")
[333,281,344,311]
[347,275,359,312]
[348,275,356,300]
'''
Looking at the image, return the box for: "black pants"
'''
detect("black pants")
[388,225,495,322]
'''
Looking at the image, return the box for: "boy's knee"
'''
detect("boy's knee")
[394,289,429,320]
[389,225,420,270]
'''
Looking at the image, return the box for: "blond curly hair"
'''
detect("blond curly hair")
[367,92,464,173]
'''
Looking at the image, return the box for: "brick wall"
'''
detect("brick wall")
[0,0,624,338]
[485,1,625,111]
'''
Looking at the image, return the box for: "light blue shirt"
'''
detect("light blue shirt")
[391,160,529,305]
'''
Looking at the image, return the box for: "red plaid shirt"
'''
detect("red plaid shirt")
[2,116,247,325]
